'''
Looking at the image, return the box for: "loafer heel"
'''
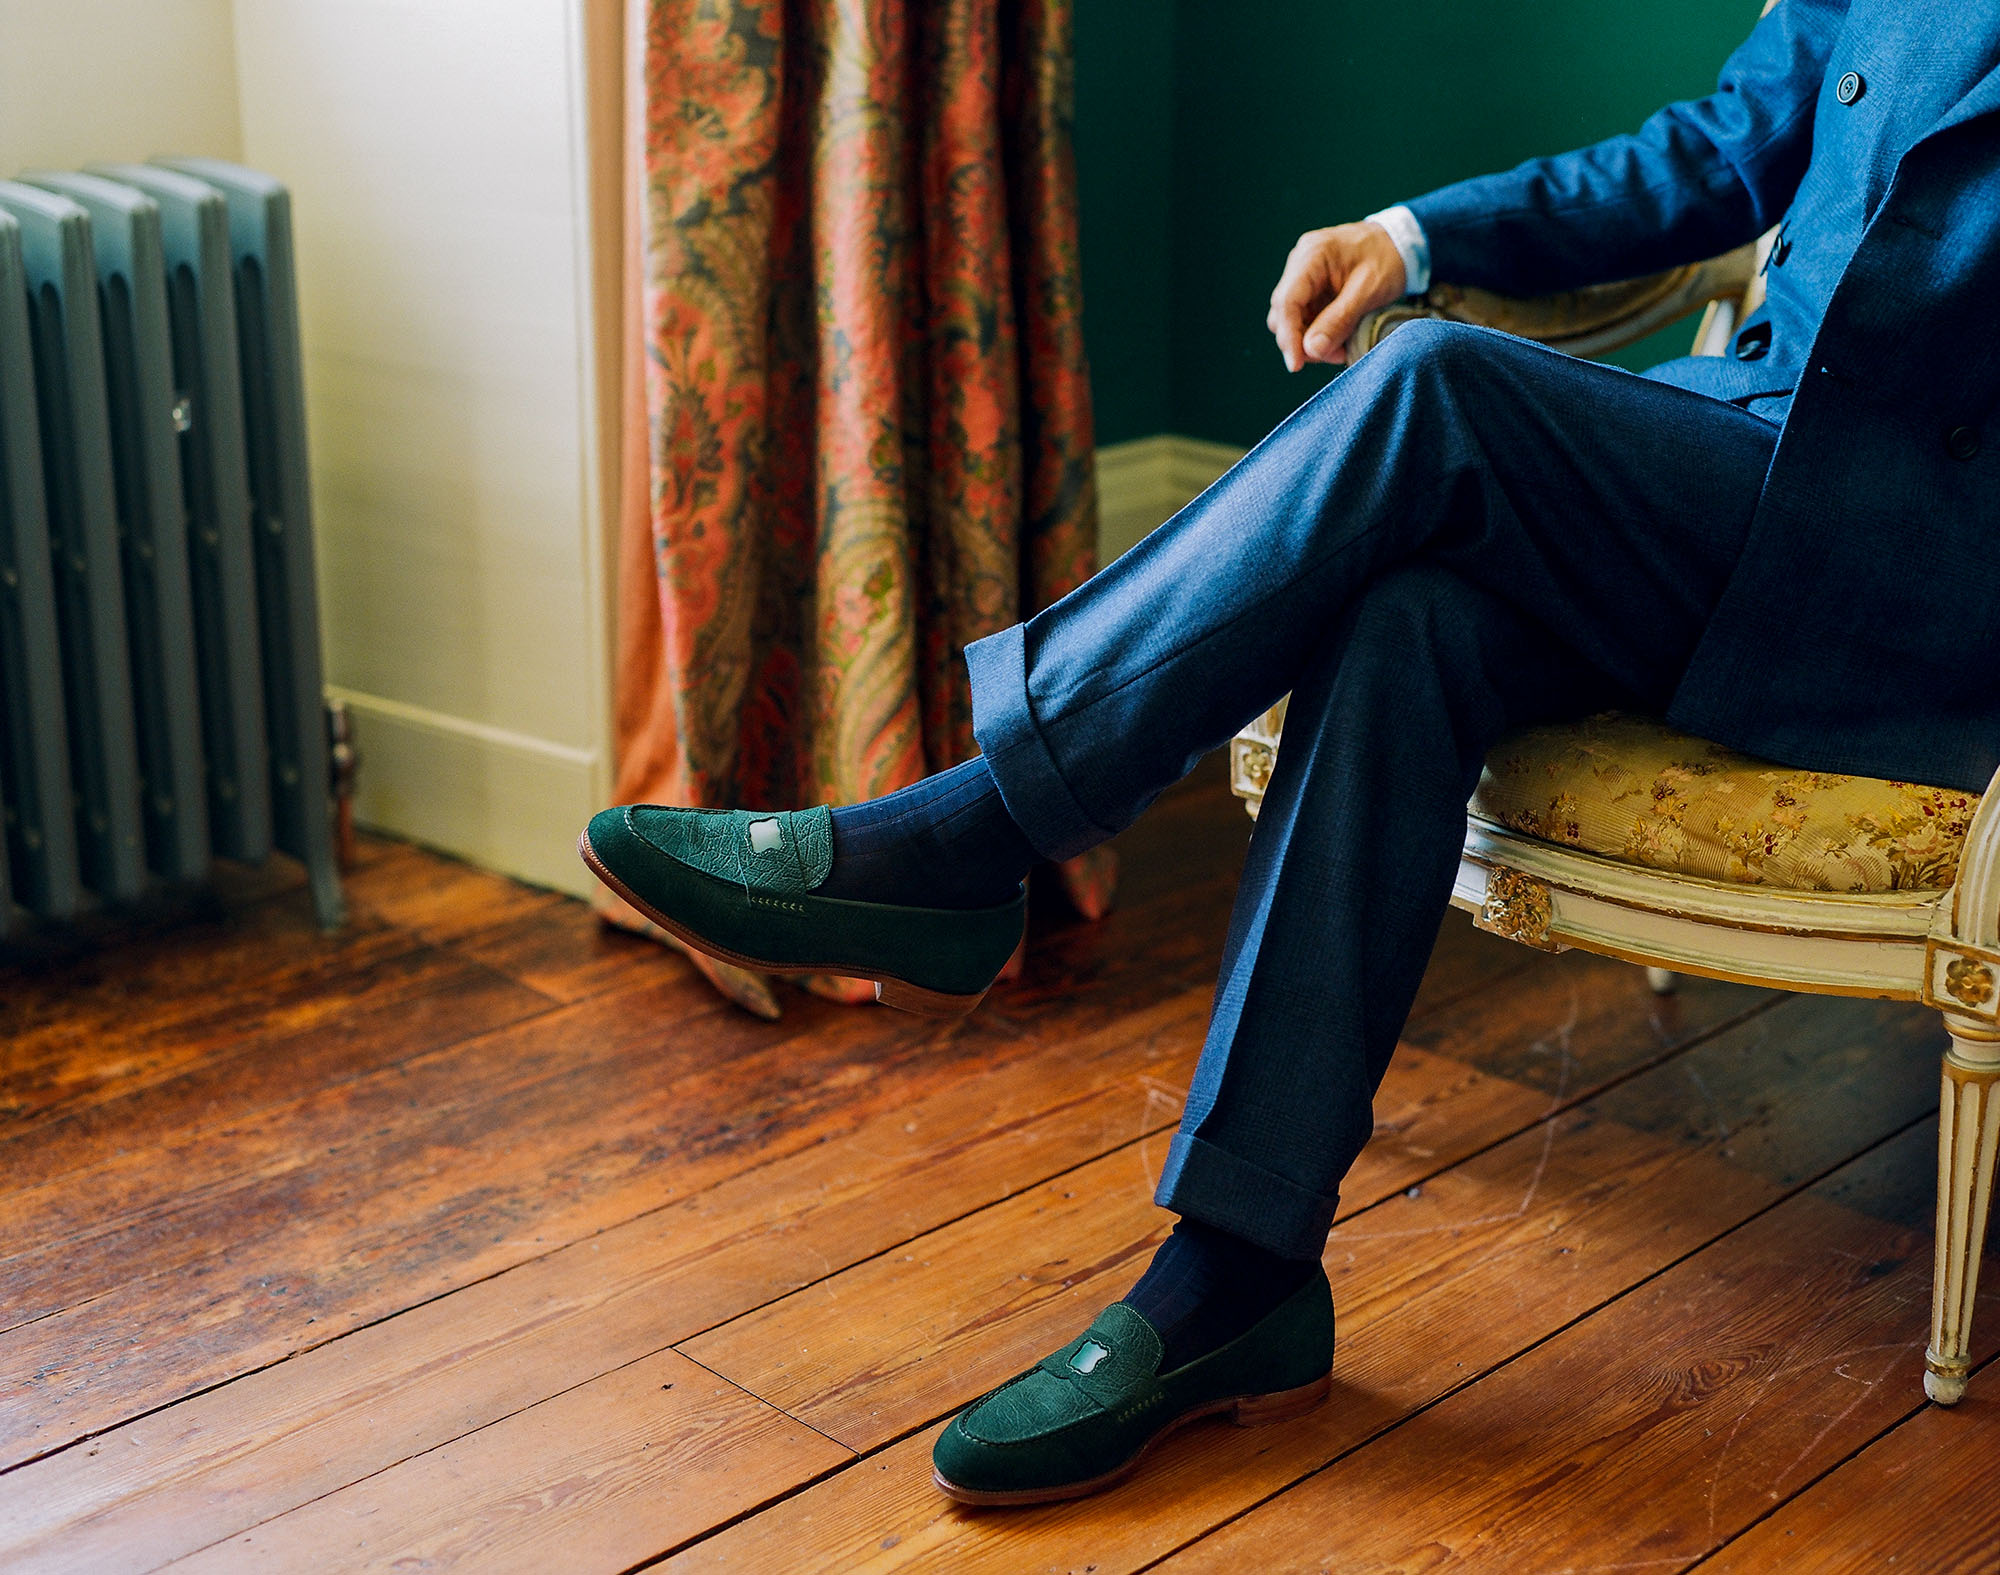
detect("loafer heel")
[873,975,987,1018]
[1228,1372,1331,1428]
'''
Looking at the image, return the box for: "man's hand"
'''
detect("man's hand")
[1267,221,1408,372]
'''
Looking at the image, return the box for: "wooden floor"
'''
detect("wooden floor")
[2,758,1995,1574]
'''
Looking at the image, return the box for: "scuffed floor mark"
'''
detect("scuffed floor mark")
[1336,982,1581,1244]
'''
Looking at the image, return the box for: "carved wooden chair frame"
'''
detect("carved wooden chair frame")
[1229,239,1998,1406]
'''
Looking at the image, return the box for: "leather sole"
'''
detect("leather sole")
[930,1372,1332,1507]
[579,832,988,1019]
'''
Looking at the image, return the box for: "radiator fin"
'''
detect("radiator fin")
[0,210,80,924]
[0,181,146,905]
[91,163,273,867]
[29,171,210,884]
[158,159,343,929]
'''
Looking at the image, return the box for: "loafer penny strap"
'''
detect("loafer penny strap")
[629,804,834,894]
[1037,1301,1165,1408]
[737,807,833,893]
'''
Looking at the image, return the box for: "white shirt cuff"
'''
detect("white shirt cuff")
[1364,204,1431,297]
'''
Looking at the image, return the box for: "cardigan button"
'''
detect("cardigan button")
[1836,71,1864,105]
[1947,425,1980,461]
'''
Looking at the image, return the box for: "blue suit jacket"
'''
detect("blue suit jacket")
[1405,0,2000,794]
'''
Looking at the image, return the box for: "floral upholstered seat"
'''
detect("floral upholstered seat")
[1471,713,1979,894]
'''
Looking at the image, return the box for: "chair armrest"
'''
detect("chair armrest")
[1348,242,1761,362]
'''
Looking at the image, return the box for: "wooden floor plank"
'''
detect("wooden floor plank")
[680,988,1833,1456]
[657,996,1943,1572]
[0,767,1326,1472]
[1402,940,1761,1098]
[1696,1371,2000,1574]
[0,954,549,1218]
[0,902,426,1126]
[337,837,570,946]
[0,970,717,1340]
[440,899,679,1005]
[1156,1122,1995,1575]
[8,973,1518,1568]
[0,916,1674,1566]
[160,1349,851,1575]
[0,852,310,984]
[9,760,1974,1574]
[671,1056,1539,1453]
[0,974,746,1461]
[0,989,1204,1569]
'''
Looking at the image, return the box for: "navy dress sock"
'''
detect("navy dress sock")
[1122,1218,1318,1372]
[818,755,1038,910]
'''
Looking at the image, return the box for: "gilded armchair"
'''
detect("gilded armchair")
[1229,240,1999,1407]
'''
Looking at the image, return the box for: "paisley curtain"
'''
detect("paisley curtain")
[601,0,1113,1013]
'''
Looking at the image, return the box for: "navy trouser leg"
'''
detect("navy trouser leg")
[968,321,1779,862]
[966,321,1783,1259]
[1155,569,1630,1254]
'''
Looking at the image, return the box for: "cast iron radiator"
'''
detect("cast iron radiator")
[0,159,344,935]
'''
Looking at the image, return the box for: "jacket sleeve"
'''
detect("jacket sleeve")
[1403,0,1849,295]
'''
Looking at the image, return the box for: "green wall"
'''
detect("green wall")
[1072,0,1176,445]
[1075,0,1763,449]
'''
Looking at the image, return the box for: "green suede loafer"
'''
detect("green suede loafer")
[931,1269,1335,1505]
[579,804,1025,1016]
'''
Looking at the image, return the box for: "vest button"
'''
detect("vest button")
[1836,71,1864,105]
[1734,321,1772,362]
[1947,425,1980,461]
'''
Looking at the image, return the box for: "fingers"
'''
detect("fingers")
[1272,305,1304,373]
[1301,271,1379,365]
[1269,300,1307,375]
[1269,224,1400,371]
[1267,230,1336,374]
[1267,275,1312,373]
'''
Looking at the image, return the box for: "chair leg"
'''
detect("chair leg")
[1645,967,1679,995]
[1926,1015,2000,1404]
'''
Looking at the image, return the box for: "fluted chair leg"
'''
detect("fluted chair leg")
[1927,1016,2000,1404]
[1645,967,1679,995]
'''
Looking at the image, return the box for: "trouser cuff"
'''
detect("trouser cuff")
[965,623,1112,862]
[1155,1132,1339,1261]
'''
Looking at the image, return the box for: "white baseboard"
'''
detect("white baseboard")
[330,687,605,898]
[1096,434,1246,561]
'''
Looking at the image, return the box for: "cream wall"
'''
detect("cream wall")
[4,0,619,898]
[232,0,615,896]
[0,0,243,170]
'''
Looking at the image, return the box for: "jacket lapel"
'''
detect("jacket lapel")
[1918,51,2000,147]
